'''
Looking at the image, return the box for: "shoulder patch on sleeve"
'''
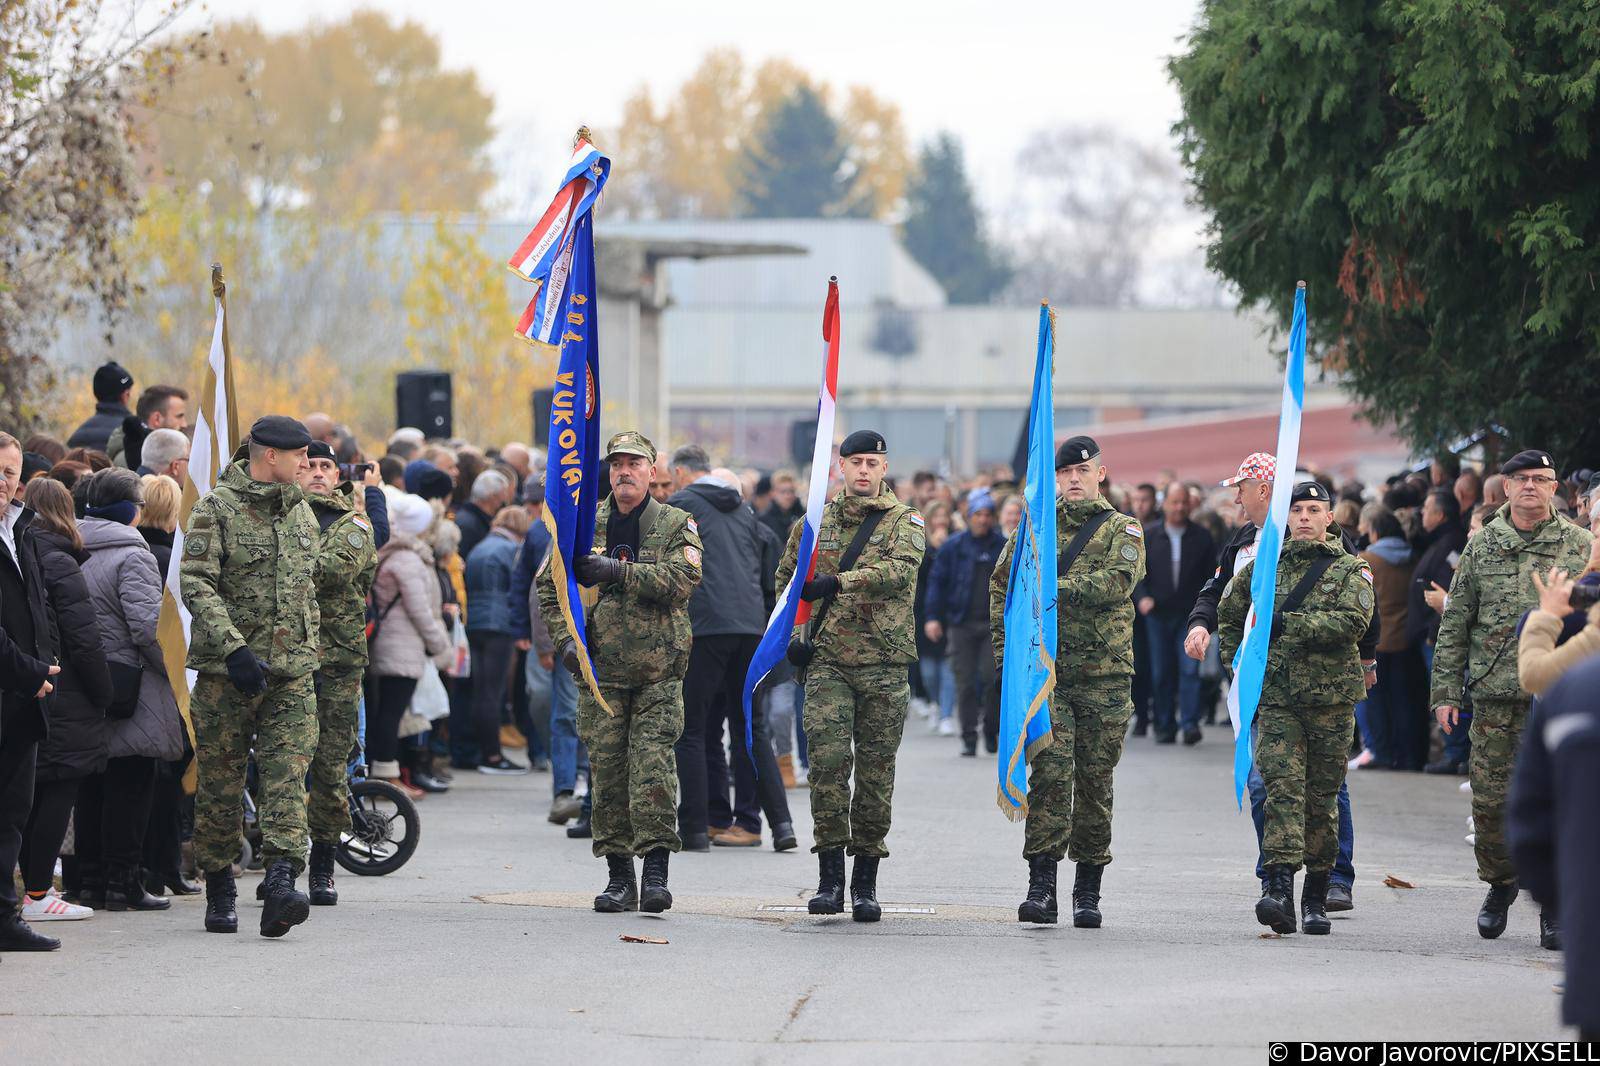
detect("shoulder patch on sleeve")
[1124,522,1143,538]
[685,517,698,535]
[1120,542,1139,562]
[185,534,209,556]
[346,532,365,549]
[1359,565,1374,585]
[908,512,925,527]
[685,545,701,566]
[351,514,371,531]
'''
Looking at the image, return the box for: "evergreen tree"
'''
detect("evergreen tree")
[1170,0,1600,463]
[737,86,854,218]
[902,133,1011,303]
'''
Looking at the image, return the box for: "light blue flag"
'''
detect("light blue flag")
[997,305,1058,820]
[1227,282,1308,805]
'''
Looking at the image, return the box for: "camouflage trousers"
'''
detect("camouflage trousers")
[803,661,909,858]
[191,671,317,876]
[1257,702,1351,871]
[577,677,683,858]
[307,665,363,845]
[1469,697,1528,885]
[1024,676,1132,864]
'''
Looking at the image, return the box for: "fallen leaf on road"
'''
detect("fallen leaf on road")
[619,934,669,945]
[568,1009,584,1014]
[1383,875,1416,889]
[1258,933,1281,939]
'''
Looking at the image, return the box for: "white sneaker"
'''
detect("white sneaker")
[937,717,956,736]
[1347,749,1376,770]
[1465,833,1476,846]
[1459,780,1472,794]
[911,697,933,719]
[22,892,93,921]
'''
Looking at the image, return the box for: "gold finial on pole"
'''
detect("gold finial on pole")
[574,126,593,149]
[211,262,225,300]
[1296,279,1307,289]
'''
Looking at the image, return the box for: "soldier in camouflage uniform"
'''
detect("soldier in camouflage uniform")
[992,435,1145,928]
[776,429,924,923]
[1218,482,1373,935]
[180,416,321,938]
[538,431,701,915]
[298,441,377,907]
[1431,449,1592,945]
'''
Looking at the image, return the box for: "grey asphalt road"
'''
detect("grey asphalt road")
[2,712,1573,1063]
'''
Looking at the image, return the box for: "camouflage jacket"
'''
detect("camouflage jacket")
[990,495,1146,680]
[179,459,321,678]
[308,483,378,668]
[538,494,702,686]
[1217,534,1374,707]
[1430,504,1593,708]
[775,485,924,667]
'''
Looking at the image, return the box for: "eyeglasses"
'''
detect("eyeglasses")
[1508,474,1557,487]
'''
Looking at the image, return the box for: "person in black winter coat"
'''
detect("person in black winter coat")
[18,478,112,920]
[667,449,794,852]
[1509,654,1600,1039]
[1408,489,1470,774]
[64,362,135,453]
[0,433,66,951]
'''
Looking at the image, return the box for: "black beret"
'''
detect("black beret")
[306,441,336,463]
[414,467,454,502]
[248,415,312,451]
[1500,449,1555,476]
[1290,481,1329,504]
[1055,435,1100,469]
[840,430,887,457]
[93,361,133,401]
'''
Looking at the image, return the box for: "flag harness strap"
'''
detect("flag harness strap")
[1057,509,1115,574]
[808,507,889,633]
[1272,554,1338,619]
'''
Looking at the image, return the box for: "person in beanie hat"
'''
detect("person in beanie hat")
[66,362,135,452]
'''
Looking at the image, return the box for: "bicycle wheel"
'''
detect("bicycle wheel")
[336,778,421,876]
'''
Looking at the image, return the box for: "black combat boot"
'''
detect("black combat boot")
[258,859,311,938]
[204,869,238,934]
[1071,862,1105,929]
[808,848,846,915]
[1539,910,1561,951]
[1018,855,1058,925]
[593,854,638,913]
[850,856,881,923]
[77,859,106,911]
[106,864,171,912]
[639,848,673,914]
[308,842,339,906]
[1255,864,1297,934]
[1477,881,1518,940]
[1300,868,1332,935]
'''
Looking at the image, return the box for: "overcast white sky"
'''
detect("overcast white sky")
[184,0,1205,213]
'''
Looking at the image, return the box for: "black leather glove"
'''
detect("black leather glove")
[560,641,581,676]
[800,574,840,602]
[225,646,268,696]
[1270,614,1285,640]
[575,553,624,588]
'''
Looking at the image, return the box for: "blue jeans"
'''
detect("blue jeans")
[1422,643,1473,765]
[547,660,587,797]
[919,654,957,721]
[1249,754,1355,889]
[1145,612,1202,734]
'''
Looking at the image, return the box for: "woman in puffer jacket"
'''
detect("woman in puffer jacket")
[74,468,185,912]
[17,478,112,922]
[367,493,453,783]
[1519,555,1600,697]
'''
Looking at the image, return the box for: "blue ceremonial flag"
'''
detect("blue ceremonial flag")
[509,130,611,712]
[1226,282,1308,804]
[997,305,1059,820]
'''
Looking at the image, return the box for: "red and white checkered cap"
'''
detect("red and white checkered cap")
[1220,452,1277,487]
